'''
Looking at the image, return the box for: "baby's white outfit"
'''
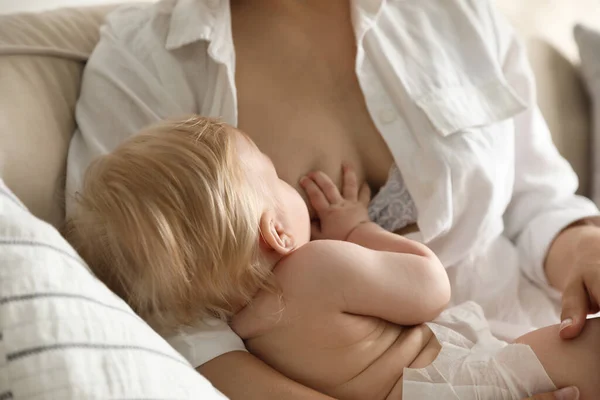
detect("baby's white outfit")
[402,302,557,399]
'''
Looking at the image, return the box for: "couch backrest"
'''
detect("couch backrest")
[0,5,118,228]
[525,37,591,196]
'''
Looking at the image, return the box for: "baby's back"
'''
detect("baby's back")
[231,241,440,400]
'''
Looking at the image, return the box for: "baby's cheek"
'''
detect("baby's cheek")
[300,197,314,223]
[293,184,315,218]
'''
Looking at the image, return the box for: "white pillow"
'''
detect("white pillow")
[0,179,226,399]
[575,24,600,206]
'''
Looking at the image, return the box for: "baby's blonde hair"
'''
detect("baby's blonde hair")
[65,116,274,333]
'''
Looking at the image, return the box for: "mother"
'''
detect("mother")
[67,0,597,398]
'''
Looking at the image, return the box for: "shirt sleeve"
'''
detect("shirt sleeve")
[166,318,248,369]
[66,6,197,214]
[65,6,246,367]
[489,5,600,294]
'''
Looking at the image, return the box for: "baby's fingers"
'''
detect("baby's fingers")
[359,183,371,206]
[309,171,343,204]
[300,176,329,212]
[342,164,358,201]
[310,220,324,240]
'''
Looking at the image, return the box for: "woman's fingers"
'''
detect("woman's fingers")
[300,176,330,213]
[309,171,343,204]
[524,386,579,400]
[342,164,358,200]
[560,278,589,339]
[583,266,600,313]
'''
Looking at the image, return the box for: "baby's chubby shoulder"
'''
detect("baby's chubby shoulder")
[284,239,365,265]
[299,238,362,254]
[273,240,371,287]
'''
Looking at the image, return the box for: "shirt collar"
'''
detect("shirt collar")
[351,0,385,43]
[165,0,232,63]
[164,0,384,57]
[353,0,385,20]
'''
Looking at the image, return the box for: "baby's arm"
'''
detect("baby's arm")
[299,167,450,325]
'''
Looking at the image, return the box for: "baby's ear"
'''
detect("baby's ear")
[259,211,295,255]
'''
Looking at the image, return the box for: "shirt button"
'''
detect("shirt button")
[378,109,397,125]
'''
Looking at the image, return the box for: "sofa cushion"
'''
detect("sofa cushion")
[0,5,117,228]
[525,37,591,196]
[575,25,600,205]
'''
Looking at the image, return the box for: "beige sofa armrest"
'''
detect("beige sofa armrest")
[526,38,591,196]
[0,5,119,227]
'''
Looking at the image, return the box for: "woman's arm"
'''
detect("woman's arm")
[500,14,600,337]
[198,352,335,400]
[473,0,600,339]
[481,0,599,319]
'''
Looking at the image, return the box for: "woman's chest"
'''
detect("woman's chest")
[231,1,393,199]
[224,0,523,258]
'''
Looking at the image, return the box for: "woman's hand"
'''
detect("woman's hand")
[523,386,579,400]
[300,165,371,241]
[545,222,600,339]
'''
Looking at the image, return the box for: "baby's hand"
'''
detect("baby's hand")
[300,165,371,241]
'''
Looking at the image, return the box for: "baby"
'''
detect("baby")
[66,116,600,399]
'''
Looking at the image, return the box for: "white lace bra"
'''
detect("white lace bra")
[368,164,418,232]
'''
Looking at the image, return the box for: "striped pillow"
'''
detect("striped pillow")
[0,180,225,399]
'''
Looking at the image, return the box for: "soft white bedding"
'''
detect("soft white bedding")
[0,179,225,399]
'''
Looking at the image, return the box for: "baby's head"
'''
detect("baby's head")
[65,116,310,333]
